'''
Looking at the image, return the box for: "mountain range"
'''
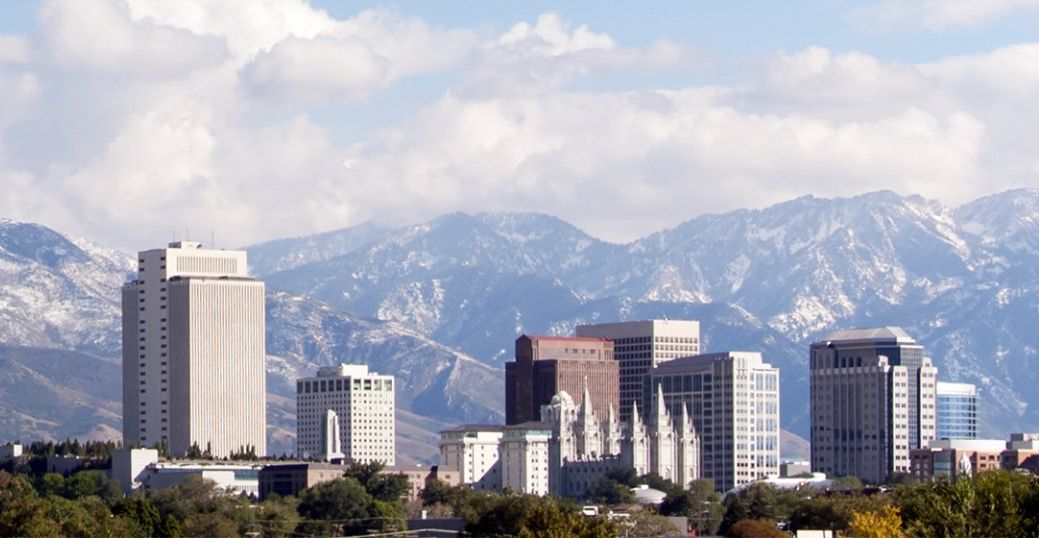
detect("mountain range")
[3,189,1039,463]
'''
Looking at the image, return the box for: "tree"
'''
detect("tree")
[344,461,409,502]
[111,498,164,538]
[848,505,906,538]
[895,470,1039,537]
[65,470,123,501]
[181,512,238,538]
[256,495,299,538]
[727,518,786,538]
[787,493,887,534]
[586,475,636,505]
[297,477,376,536]
[660,478,724,535]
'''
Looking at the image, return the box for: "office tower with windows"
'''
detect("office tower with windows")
[936,381,978,440]
[810,327,938,484]
[122,241,266,458]
[649,351,780,492]
[297,364,396,465]
[576,320,700,424]
[504,335,619,425]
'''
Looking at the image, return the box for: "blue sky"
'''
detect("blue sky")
[1,1,1038,249]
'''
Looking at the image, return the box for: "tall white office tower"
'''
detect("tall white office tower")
[122,242,266,458]
[810,327,938,484]
[297,364,396,465]
[576,320,701,424]
[650,351,780,492]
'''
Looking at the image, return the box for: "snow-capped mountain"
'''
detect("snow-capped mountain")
[257,189,1039,437]
[6,189,1039,460]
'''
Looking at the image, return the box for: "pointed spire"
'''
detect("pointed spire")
[656,384,668,424]
[582,379,594,419]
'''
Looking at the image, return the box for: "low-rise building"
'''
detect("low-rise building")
[141,462,262,496]
[110,448,160,494]
[0,443,23,461]
[438,425,504,490]
[910,439,1006,481]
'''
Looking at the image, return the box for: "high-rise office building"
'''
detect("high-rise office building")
[936,381,978,440]
[649,351,780,492]
[122,242,266,458]
[297,364,395,465]
[504,335,619,425]
[576,320,700,424]
[810,327,938,484]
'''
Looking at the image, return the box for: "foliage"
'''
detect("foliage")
[586,475,636,504]
[621,510,687,537]
[895,470,1039,537]
[830,475,864,490]
[848,505,907,538]
[344,461,410,502]
[719,483,803,534]
[787,493,888,533]
[660,478,724,535]
[297,476,381,535]
[255,494,300,538]
[727,518,786,538]
[466,493,614,537]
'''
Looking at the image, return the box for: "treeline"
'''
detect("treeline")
[660,470,1039,537]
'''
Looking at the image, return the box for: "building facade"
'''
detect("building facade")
[810,327,938,484]
[122,241,266,458]
[505,335,619,425]
[576,320,701,424]
[499,422,553,496]
[936,381,978,440]
[297,364,395,465]
[909,439,1005,481]
[649,351,779,492]
[438,425,504,490]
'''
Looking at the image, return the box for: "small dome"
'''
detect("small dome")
[631,485,667,505]
[550,391,574,406]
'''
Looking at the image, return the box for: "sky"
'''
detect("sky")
[1,1,1039,250]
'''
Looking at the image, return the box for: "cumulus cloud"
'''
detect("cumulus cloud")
[0,2,1037,249]
[854,0,1039,30]
[458,13,701,97]
[241,10,476,102]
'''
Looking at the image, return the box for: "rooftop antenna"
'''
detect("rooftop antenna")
[210,230,215,249]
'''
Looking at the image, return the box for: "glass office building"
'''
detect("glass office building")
[936,381,977,440]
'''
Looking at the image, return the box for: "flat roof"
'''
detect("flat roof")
[820,326,917,344]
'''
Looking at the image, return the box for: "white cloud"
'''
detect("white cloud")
[459,13,701,97]
[0,3,1037,249]
[39,0,228,78]
[0,35,30,64]
[240,10,476,102]
[855,0,1039,30]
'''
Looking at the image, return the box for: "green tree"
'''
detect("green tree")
[297,477,376,536]
[727,518,785,538]
[660,478,724,535]
[36,473,66,497]
[112,497,165,538]
[895,470,1039,537]
[586,475,636,505]
[256,494,299,538]
[65,470,123,501]
[0,475,62,537]
[181,511,239,538]
[787,493,887,533]
[344,461,409,502]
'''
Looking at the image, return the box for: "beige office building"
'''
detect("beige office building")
[810,327,938,484]
[297,364,395,465]
[122,242,266,458]
[576,320,700,424]
[438,425,504,490]
[649,351,780,492]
